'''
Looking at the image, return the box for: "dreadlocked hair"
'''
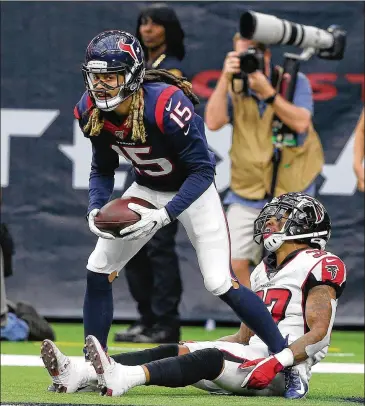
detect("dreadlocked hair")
[83,107,104,137]
[82,89,146,142]
[145,69,199,105]
[128,89,147,143]
[82,69,198,142]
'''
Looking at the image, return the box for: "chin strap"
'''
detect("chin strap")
[264,233,285,252]
[264,231,329,252]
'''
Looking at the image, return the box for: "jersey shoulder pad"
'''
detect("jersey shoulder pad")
[74,91,93,121]
[304,250,346,298]
[311,252,346,285]
[154,86,194,135]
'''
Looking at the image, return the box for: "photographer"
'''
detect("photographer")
[205,34,324,286]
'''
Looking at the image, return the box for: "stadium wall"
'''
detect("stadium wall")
[1,1,364,325]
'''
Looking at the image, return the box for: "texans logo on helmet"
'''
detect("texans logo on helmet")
[117,38,139,62]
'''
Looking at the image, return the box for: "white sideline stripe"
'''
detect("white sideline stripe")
[1,354,364,373]
[326,353,355,357]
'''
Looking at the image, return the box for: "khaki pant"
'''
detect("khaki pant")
[226,204,263,264]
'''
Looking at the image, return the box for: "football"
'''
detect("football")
[94,197,156,238]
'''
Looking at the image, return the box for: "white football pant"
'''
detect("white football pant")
[87,182,233,296]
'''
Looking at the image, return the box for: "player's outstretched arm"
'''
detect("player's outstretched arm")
[217,322,254,344]
[288,284,336,364]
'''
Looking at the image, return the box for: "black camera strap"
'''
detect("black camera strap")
[268,62,299,199]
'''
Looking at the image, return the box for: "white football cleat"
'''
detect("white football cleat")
[41,339,96,393]
[85,335,145,396]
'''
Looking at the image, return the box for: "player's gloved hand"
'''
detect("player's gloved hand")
[88,209,116,240]
[239,348,294,389]
[119,203,171,241]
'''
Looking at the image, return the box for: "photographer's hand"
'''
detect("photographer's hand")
[223,51,241,80]
[247,71,276,100]
[249,71,311,133]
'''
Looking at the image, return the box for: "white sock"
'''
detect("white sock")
[126,366,147,388]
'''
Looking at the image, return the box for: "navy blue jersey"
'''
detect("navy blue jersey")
[74,82,215,219]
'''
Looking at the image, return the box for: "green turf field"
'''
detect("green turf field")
[1,323,364,406]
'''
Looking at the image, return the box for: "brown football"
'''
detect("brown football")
[94,197,156,238]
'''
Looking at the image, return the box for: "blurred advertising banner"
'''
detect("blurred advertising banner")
[1,2,364,325]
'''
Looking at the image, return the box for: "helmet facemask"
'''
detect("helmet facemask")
[82,60,145,112]
[254,202,293,252]
[254,195,331,252]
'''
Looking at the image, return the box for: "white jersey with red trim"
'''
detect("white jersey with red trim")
[248,248,346,349]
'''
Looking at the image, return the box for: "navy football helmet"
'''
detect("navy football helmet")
[253,192,332,252]
[82,30,145,111]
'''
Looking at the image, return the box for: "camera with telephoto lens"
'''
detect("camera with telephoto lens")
[240,10,346,60]
[239,46,265,74]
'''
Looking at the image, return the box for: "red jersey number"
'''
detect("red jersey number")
[256,288,292,324]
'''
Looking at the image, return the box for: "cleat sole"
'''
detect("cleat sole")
[85,336,105,375]
[41,340,59,377]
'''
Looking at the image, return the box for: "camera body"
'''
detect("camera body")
[239,47,265,75]
[232,46,265,92]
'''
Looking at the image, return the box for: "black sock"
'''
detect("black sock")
[83,271,113,350]
[220,285,286,353]
[147,348,224,387]
[111,344,179,365]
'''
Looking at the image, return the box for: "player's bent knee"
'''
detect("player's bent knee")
[204,276,232,296]
[86,249,120,275]
[87,249,108,271]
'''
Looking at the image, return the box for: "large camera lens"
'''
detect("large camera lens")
[239,10,346,60]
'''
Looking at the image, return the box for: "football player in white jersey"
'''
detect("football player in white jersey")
[40,192,346,399]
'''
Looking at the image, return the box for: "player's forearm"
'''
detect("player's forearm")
[272,95,311,134]
[278,285,335,367]
[165,167,214,220]
[205,74,230,131]
[217,333,241,343]
[217,323,253,344]
[88,170,115,213]
[288,327,329,364]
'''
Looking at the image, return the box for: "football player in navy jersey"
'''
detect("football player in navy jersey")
[47,30,290,376]
[115,3,187,344]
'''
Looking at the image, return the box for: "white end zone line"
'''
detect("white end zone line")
[1,354,364,373]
